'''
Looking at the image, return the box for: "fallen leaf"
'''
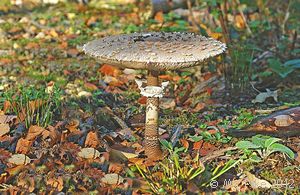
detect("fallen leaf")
[0,124,10,136]
[78,147,100,159]
[193,141,202,150]
[99,64,120,77]
[274,115,295,127]
[3,101,11,113]
[25,125,45,141]
[234,15,246,29]
[108,162,124,173]
[245,171,272,189]
[46,176,64,191]
[206,87,213,96]
[159,74,172,81]
[84,131,100,148]
[0,115,16,124]
[78,91,92,97]
[109,144,138,162]
[160,98,176,109]
[86,16,98,26]
[0,149,11,161]
[84,82,98,91]
[67,48,79,57]
[111,148,138,159]
[154,11,164,23]
[199,141,217,156]
[42,125,60,144]
[49,29,58,37]
[209,32,223,39]
[25,42,39,50]
[193,102,206,112]
[65,119,80,132]
[137,96,147,104]
[252,89,278,103]
[17,174,35,192]
[180,139,189,149]
[15,138,32,154]
[6,165,25,177]
[101,173,124,185]
[8,154,31,165]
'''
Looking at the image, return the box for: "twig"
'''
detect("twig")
[281,0,291,34]
[200,146,238,163]
[187,0,203,33]
[216,2,230,45]
[249,82,261,93]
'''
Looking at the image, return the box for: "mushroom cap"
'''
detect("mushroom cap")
[83,32,226,71]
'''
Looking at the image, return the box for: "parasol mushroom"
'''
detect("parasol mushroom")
[83,32,226,160]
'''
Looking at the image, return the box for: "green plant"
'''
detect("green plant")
[236,135,295,162]
[225,45,254,92]
[136,140,204,194]
[232,108,256,129]
[4,84,61,128]
[136,140,239,193]
[268,58,300,78]
[189,130,232,144]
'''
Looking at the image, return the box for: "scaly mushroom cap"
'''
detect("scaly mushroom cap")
[83,32,226,71]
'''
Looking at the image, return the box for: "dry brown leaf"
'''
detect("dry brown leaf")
[84,82,98,91]
[46,176,64,191]
[78,147,100,159]
[0,115,16,124]
[25,42,39,50]
[235,15,246,29]
[110,148,138,160]
[49,29,58,37]
[99,64,120,77]
[67,48,79,57]
[17,175,35,192]
[193,102,206,112]
[0,124,10,136]
[65,119,80,132]
[15,138,32,154]
[84,131,100,148]
[8,154,31,165]
[128,157,144,166]
[108,162,124,173]
[274,115,295,127]
[6,165,25,178]
[137,96,147,104]
[193,141,201,150]
[159,74,172,81]
[0,149,11,161]
[154,11,164,23]
[245,171,272,189]
[101,173,124,185]
[25,125,45,141]
[180,139,189,149]
[160,98,176,109]
[42,126,60,144]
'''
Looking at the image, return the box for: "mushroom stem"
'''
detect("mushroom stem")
[144,70,163,160]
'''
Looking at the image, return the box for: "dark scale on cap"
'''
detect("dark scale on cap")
[83,32,226,71]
